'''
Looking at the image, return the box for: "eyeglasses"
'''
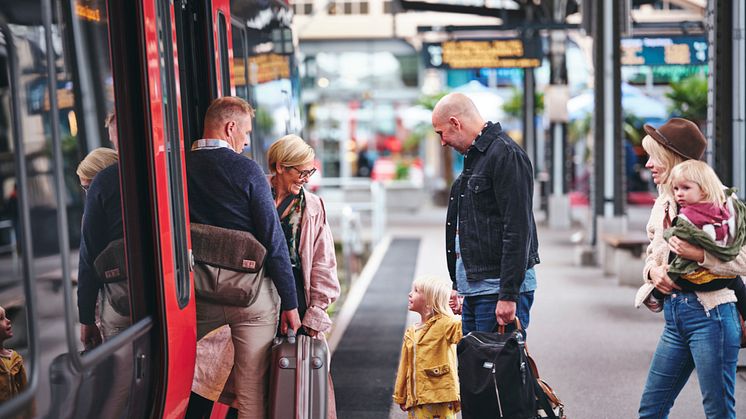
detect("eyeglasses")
[287,166,317,179]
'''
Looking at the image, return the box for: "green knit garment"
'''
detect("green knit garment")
[664,190,746,277]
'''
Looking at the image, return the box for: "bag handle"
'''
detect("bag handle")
[495,317,523,335]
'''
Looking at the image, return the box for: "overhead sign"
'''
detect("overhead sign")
[423,38,541,70]
[621,36,708,66]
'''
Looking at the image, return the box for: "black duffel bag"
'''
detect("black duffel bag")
[457,320,564,419]
[190,223,267,307]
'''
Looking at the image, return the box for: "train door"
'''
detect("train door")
[136,0,197,416]
[0,0,156,417]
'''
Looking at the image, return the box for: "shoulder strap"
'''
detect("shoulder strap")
[276,193,298,218]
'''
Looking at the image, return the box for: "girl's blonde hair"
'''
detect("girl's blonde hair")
[669,160,725,204]
[76,148,118,182]
[267,134,315,174]
[412,275,454,317]
[642,134,687,197]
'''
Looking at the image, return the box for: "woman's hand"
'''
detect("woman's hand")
[305,326,318,338]
[649,265,681,295]
[668,236,705,263]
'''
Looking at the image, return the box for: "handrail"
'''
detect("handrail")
[42,0,78,374]
[0,18,40,419]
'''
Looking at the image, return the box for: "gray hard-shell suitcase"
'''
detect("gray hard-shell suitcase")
[268,330,328,419]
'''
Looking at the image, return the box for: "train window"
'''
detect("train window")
[244,26,301,171]
[231,23,248,102]
[217,13,231,96]
[156,0,191,307]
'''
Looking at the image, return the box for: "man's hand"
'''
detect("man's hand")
[649,265,681,295]
[449,290,462,315]
[495,300,517,326]
[280,309,302,335]
[80,323,102,350]
[668,237,706,263]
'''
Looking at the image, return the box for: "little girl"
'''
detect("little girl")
[664,160,746,323]
[393,276,462,419]
[0,305,28,404]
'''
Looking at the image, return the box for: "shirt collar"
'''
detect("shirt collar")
[191,138,233,151]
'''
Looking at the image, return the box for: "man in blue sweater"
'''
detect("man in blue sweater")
[187,96,299,417]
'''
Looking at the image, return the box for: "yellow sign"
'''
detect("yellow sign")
[75,2,102,22]
[247,54,290,85]
[424,39,541,69]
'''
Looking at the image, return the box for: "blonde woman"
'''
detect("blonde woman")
[635,118,743,418]
[76,148,118,192]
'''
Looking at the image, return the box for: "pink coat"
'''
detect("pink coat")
[298,191,341,334]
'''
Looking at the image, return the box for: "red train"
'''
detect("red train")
[0,0,302,417]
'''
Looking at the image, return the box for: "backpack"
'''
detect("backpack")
[457,321,565,419]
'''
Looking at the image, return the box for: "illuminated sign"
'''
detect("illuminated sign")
[621,36,708,66]
[423,38,541,70]
[247,54,290,85]
[75,2,102,22]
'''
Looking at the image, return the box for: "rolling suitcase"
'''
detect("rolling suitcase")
[268,329,329,419]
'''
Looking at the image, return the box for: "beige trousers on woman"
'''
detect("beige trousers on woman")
[196,276,280,419]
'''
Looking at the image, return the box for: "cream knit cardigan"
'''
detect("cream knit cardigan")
[635,194,741,311]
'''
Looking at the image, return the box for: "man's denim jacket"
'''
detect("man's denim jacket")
[445,122,540,302]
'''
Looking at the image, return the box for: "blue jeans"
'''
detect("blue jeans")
[461,291,534,336]
[639,292,741,419]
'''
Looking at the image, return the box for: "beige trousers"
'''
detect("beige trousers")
[196,276,280,419]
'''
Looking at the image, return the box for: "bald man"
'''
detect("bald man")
[432,93,540,337]
[186,96,300,418]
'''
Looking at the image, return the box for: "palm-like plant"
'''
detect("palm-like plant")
[665,74,708,125]
[503,88,544,119]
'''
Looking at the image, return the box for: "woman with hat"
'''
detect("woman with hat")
[636,118,744,418]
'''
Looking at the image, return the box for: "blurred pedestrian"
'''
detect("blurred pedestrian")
[78,113,128,349]
[185,97,300,419]
[635,118,744,418]
[76,147,129,342]
[393,276,461,419]
[431,93,540,336]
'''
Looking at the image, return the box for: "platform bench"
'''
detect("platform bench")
[601,233,649,286]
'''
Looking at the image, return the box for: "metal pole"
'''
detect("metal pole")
[734,0,746,193]
[523,67,536,166]
[706,0,734,184]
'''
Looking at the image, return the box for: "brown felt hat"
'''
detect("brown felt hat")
[643,118,706,160]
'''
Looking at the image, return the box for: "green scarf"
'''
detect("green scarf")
[664,191,746,276]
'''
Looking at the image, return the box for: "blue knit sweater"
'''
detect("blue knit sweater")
[187,148,297,311]
[78,163,122,325]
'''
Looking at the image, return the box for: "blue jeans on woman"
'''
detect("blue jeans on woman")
[461,291,534,336]
[639,292,741,419]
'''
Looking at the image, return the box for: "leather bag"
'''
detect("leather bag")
[93,238,130,317]
[190,223,267,307]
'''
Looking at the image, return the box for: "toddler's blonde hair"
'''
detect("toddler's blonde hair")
[669,160,725,204]
[412,275,454,317]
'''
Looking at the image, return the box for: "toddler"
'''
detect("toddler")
[663,160,746,322]
[0,305,28,404]
[393,276,462,419]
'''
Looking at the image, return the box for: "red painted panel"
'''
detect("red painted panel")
[141,0,197,417]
